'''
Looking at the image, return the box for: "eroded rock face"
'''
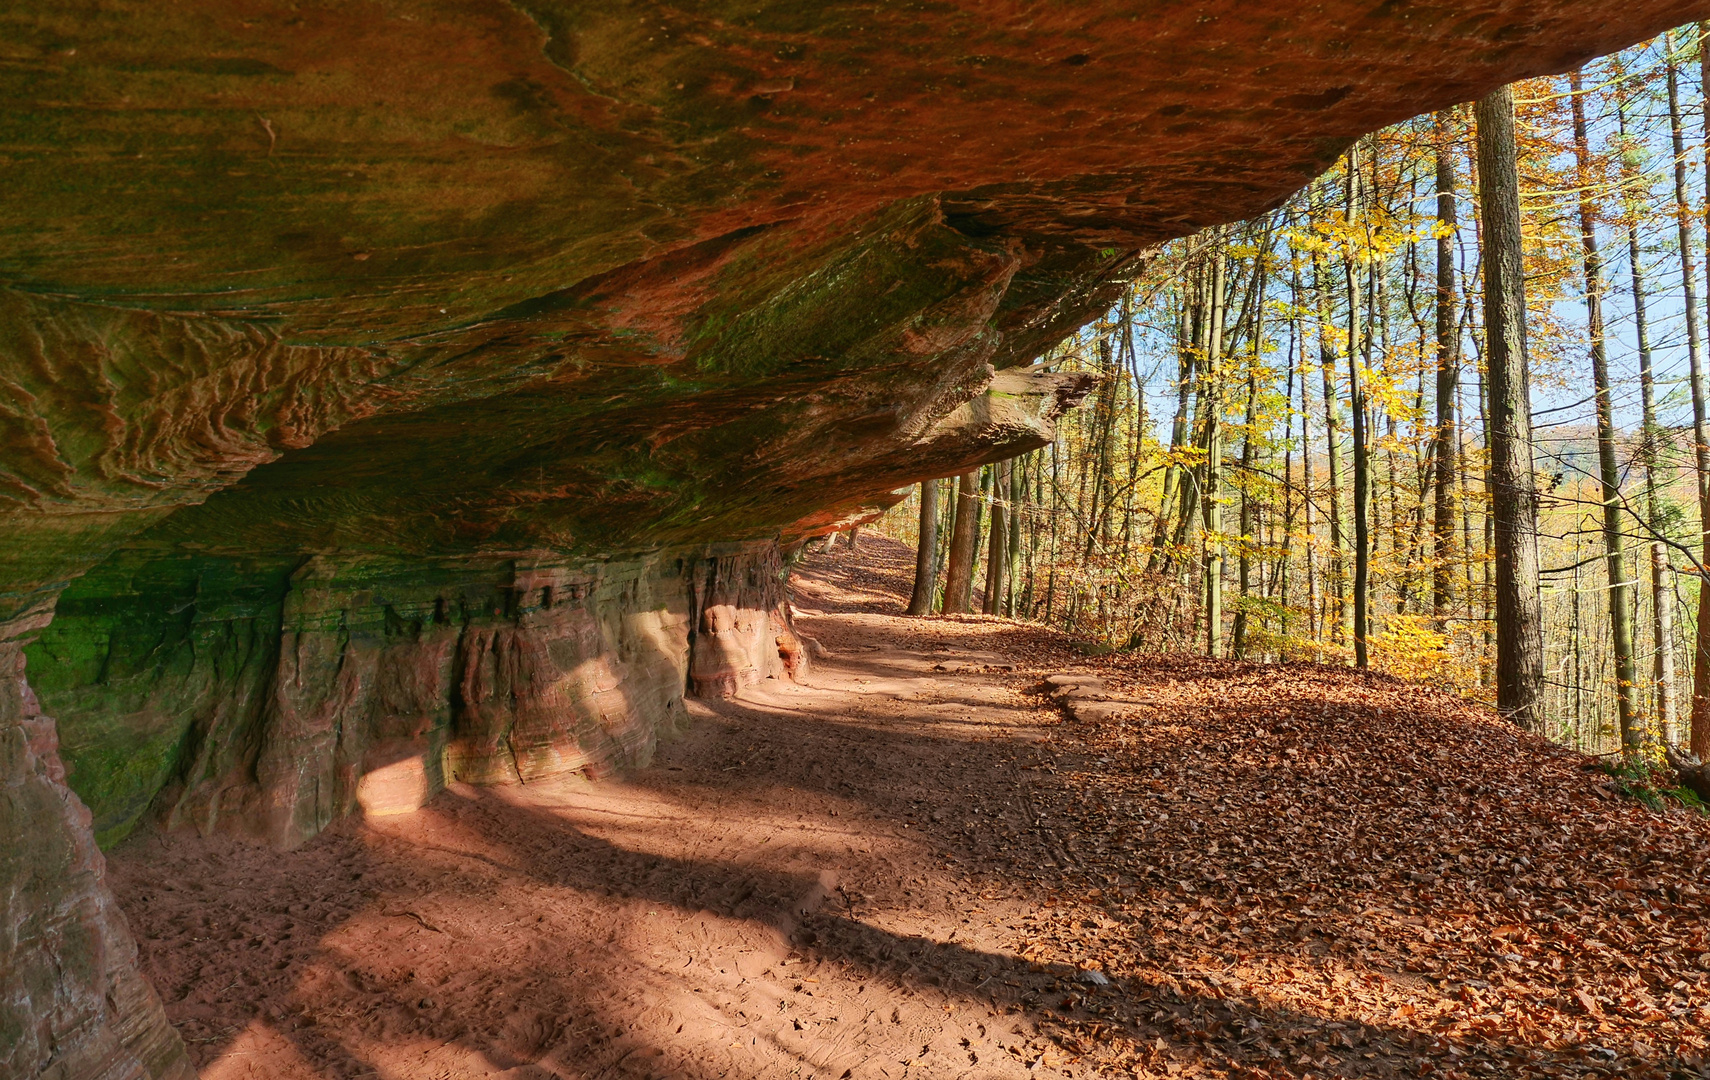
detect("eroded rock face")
[1,625,194,1080]
[1,1,1702,1077]
[34,544,804,851]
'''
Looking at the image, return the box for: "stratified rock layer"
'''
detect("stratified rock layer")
[35,544,804,850]
[2,624,194,1080]
[2,2,1704,1077]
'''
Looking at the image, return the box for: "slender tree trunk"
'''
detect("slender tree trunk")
[1478,344,1496,686]
[1476,84,1545,731]
[1301,288,1320,645]
[1620,78,1677,739]
[1465,153,1496,684]
[1151,296,1198,573]
[1573,541,1585,746]
[1403,192,1432,618]
[1432,109,1461,629]
[1204,242,1229,657]
[1233,362,1260,657]
[906,478,939,615]
[1312,248,1349,644]
[974,465,990,602]
[1171,291,1214,601]
[1458,379,1476,655]
[1085,335,1120,556]
[1693,25,1710,758]
[984,460,1011,615]
[1572,70,1638,750]
[1007,456,1025,616]
[1120,297,1141,559]
[1231,238,1270,657]
[1026,450,1044,616]
[1345,142,1372,668]
[942,470,981,614]
[1046,440,1059,623]
[932,479,952,598]
[1099,338,1120,551]
[1172,272,1214,572]
[1279,292,1300,639]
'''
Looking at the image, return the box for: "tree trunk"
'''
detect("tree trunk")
[1232,236,1271,657]
[1665,745,1710,802]
[1083,334,1119,556]
[1039,440,1053,625]
[1295,238,1320,643]
[1097,336,1121,551]
[1007,455,1025,617]
[1403,181,1432,618]
[1620,75,1677,740]
[1694,24,1710,759]
[1345,142,1372,668]
[1204,241,1229,658]
[906,478,939,615]
[983,460,1011,615]
[1122,297,1144,559]
[1312,247,1349,645]
[1572,538,1585,745]
[941,469,981,614]
[1572,70,1638,750]
[1232,362,1259,657]
[1477,344,1496,687]
[1432,109,1460,629]
[1171,280,1213,569]
[1150,295,1198,573]
[1475,84,1546,732]
[973,465,990,602]
[1279,282,1301,638]
[1458,379,1477,655]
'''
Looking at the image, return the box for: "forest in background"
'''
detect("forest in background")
[868,23,1710,769]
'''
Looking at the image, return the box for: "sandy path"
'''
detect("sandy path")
[107,543,1097,1080]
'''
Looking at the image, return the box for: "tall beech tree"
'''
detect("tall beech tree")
[1431,109,1460,628]
[1476,84,1545,731]
[1346,141,1373,668]
[941,469,981,614]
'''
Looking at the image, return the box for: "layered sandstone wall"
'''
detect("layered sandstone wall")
[30,544,803,851]
[1,619,194,1080]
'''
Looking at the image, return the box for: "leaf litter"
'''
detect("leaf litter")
[801,536,1710,1080]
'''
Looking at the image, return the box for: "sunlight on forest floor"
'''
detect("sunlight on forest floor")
[809,536,1710,1079]
[107,536,1709,1080]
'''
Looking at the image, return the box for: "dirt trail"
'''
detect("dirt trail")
[107,541,1096,1080]
[107,537,1710,1080]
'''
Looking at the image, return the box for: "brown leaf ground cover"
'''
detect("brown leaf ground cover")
[105,535,1708,1079]
[795,537,1710,1079]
